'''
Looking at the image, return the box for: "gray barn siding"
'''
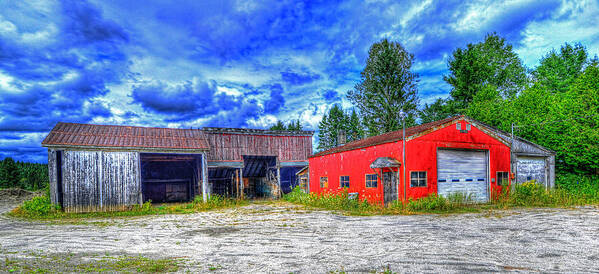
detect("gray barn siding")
[61,150,140,213]
[47,149,58,205]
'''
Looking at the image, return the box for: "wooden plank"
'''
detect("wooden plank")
[48,149,58,205]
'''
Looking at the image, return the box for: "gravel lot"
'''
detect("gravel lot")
[1,196,599,273]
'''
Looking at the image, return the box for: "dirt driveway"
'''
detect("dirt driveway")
[1,197,599,273]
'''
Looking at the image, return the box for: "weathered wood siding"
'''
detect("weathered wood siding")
[47,149,58,205]
[205,133,312,162]
[101,152,141,211]
[61,150,140,213]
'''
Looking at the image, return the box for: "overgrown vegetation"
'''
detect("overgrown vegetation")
[1,250,182,273]
[0,157,48,191]
[284,179,599,215]
[9,194,248,220]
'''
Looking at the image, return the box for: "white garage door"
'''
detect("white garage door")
[437,149,488,202]
[516,157,546,184]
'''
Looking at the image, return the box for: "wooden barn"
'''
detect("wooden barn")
[42,123,313,212]
[308,115,555,205]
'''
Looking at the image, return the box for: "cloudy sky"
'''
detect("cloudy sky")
[1,0,598,163]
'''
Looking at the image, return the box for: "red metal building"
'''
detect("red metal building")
[308,116,512,205]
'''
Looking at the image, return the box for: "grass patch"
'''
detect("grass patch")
[284,176,599,215]
[8,194,248,221]
[1,251,183,273]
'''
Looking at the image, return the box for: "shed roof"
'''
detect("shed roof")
[42,122,210,151]
[310,115,461,158]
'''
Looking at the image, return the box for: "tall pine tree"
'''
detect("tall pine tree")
[348,38,419,136]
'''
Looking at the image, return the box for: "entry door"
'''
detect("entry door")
[437,149,488,202]
[383,171,398,205]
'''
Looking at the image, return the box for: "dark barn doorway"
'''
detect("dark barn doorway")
[279,166,304,194]
[243,155,277,199]
[140,153,201,203]
[208,168,240,198]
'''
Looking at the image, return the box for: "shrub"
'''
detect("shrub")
[18,194,60,217]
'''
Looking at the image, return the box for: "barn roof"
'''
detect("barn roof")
[310,115,463,158]
[42,122,210,151]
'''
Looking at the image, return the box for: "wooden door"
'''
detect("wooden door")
[383,171,398,206]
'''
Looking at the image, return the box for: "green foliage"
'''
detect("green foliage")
[419,98,453,124]
[317,105,364,151]
[19,195,61,217]
[348,38,419,136]
[270,119,302,131]
[443,33,527,112]
[466,62,599,174]
[283,187,375,215]
[0,157,49,190]
[532,43,588,94]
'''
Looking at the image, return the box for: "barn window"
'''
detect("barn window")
[410,171,427,187]
[365,174,378,188]
[340,176,350,188]
[497,172,509,186]
[320,177,328,188]
[456,123,461,130]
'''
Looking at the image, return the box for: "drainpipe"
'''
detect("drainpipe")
[399,111,406,202]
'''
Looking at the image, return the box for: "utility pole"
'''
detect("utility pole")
[399,111,406,202]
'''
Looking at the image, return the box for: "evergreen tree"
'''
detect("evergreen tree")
[348,39,419,136]
[270,120,286,130]
[347,109,364,142]
[0,157,20,188]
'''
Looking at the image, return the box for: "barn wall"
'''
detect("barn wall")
[61,150,141,213]
[309,120,512,203]
[205,133,312,162]
[47,149,58,205]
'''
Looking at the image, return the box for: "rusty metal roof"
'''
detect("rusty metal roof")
[42,122,210,151]
[310,115,462,158]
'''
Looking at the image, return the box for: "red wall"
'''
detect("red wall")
[308,119,511,203]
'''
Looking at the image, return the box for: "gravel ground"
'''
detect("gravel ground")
[1,197,599,273]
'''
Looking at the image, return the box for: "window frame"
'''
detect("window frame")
[497,171,509,186]
[340,175,350,188]
[410,171,427,187]
[365,173,378,188]
[320,176,328,188]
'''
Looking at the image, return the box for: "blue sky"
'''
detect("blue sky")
[1,0,598,163]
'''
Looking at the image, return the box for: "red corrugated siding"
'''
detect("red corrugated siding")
[309,119,511,203]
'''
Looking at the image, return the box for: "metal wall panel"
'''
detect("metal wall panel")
[437,149,488,202]
[516,156,546,184]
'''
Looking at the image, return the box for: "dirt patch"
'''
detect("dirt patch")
[1,197,599,272]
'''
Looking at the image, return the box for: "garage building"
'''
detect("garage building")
[308,115,555,205]
[42,123,312,212]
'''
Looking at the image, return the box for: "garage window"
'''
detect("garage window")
[340,176,350,188]
[365,174,378,188]
[320,177,328,188]
[497,172,509,186]
[410,171,427,187]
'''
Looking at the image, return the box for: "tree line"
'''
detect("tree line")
[316,33,598,175]
[0,157,49,190]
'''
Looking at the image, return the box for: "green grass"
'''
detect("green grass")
[8,194,249,221]
[284,175,599,215]
[1,251,182,273]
